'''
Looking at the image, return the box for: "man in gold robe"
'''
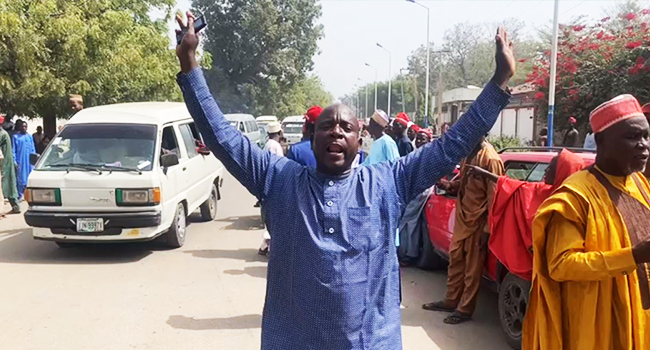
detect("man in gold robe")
[524,94,650,350]
[423,138,504,324]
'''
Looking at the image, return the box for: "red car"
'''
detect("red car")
[419,147,596,349]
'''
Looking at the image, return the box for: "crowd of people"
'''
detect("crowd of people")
[0,94,84,218]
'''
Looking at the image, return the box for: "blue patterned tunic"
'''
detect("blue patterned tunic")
[177,68,510,350]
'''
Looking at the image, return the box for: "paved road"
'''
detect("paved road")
[0,171,510,350]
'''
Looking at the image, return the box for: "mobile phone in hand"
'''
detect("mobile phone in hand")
[176,15,207,45]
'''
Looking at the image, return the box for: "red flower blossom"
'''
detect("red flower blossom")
[596,31,605,39]
[629,66,641,75]
[534,92,546,100]
[626,41,643,49]
[573,25,586,32]
[642,9,650,15]
[626,13,637,20]
[636,56,646,65]
[601,17,611,22]
[517,58,528,63]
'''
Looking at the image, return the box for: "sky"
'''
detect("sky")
[166,0,649,99]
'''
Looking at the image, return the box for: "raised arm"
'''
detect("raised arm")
[175,12,278,199]
[394,27,514,204]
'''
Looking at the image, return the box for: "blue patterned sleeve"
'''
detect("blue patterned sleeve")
[393,81,510,204]
[176,68,273,199]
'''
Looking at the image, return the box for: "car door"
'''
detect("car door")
[178,122,211,211]
[159,125,185,220]
[426,170,458,255]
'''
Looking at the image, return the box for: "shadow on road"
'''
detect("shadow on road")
[167,314,262,330]
[0,227,157,265]
[216,215,264,231]
[399,267,508,350]
[223,266,267,279]
[184,248,266,263]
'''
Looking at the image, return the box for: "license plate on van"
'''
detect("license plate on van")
[76,218,104,233]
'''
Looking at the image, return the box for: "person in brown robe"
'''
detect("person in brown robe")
[422,137,505,324]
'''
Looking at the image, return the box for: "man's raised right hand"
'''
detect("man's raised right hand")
[492,26,516,91]
[176,11,200,73]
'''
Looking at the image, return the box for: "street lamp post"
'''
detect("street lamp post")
[399,68,409,114]
[406,0,430,126]
[548,0,560,147]
[359,78,368,119]
[365,63,378,111]
[377,43,392,117]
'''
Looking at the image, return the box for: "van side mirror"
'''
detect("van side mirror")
[160,153,179,168]
[30,153,40,166]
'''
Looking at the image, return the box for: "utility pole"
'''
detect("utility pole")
[433,50,450,127]
[407,0,430,126]
[548,0,560,147]
[400,68,409,113]
[365,63,378,111]
[377,43,392,116]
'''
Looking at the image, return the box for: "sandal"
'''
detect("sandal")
[422,301,455,312]
[443,311,472,325]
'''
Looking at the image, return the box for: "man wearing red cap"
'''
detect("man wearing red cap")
[286,106,323,168]
[415,128,433,149]
[524,94,650,350]
[393,112,415,157]
[643,102,650,180]
[562,116,580,147]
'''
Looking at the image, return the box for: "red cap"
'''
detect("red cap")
[0,115,4,124]
[590,94,644,133]
[395,112,411,127]
[305,106,323,124]
[411,124,421,132]
[568,117,577,125]
[418,128,433,139]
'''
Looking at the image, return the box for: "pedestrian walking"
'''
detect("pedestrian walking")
[286,106,323,167]
[583,125,596,150]
[33,126,45,154]
[537,127,548,147]
[524,95,650,350]
[562,117,580,147]
[363,110,400,165]
[12,120,35,200]
[175,13,515,348]
[0,117,19,214]
[69,94,84,115]
[258,121,284,256]
[422,138,504,324]
[393,112,415,157]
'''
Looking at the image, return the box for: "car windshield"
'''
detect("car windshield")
[283,123,303,134]
[38,123,157,171]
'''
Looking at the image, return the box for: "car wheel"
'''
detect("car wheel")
[55,242,79,248]
[200,184,219,221]
[165,203,187,248]
[416,225,447,271]
[498,273,531,350]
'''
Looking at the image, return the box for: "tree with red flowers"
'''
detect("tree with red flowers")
[528,2,650,141]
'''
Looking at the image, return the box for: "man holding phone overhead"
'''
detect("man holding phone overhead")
[174,11,515,350]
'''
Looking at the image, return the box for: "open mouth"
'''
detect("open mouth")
[635,154,649,161]
[327,144,345,154]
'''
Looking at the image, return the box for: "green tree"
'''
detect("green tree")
[194,0,324,114]
[0,0,182,136]
[248,75,332,118]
